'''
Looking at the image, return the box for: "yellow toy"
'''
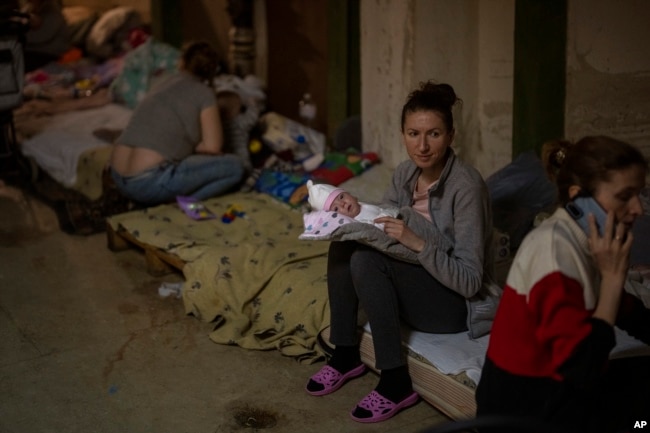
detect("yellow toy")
[221,204,246,223]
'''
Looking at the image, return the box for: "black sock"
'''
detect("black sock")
[375,365,413,403]
[375,365,412,402]
[328,345,361,373]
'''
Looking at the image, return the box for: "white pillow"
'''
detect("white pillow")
[86,6,141,59]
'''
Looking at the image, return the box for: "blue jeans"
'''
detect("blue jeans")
[111,154,244,205]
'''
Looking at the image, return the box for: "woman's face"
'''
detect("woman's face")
[402,110,454,173]
[329,191,361,218]
[593,164,646,230]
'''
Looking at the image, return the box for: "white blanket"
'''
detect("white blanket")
[21,103,132,187]
[365,323,650,386]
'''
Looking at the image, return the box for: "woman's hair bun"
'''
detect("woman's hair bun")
[540,139,571,181]
[419,81,458,108]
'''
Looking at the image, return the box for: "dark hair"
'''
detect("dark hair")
[541,135,648,205]
[401,81,462,132]
[181,41,220,87]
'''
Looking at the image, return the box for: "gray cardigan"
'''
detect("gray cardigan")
[382,150,502,338]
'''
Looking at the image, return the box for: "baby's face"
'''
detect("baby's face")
[328,191,361,217]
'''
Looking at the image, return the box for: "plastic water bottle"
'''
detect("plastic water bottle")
[299,93,317,127]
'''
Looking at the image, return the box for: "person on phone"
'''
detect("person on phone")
[304,81,501,423]
[475,136,650,432]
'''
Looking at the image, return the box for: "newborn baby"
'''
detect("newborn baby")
[306,180,398,225]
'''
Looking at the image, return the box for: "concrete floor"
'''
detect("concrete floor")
[0,186,450,433]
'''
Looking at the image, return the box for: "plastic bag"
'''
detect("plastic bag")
[176,196,216,220]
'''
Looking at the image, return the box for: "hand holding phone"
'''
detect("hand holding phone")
[565,196,608,237]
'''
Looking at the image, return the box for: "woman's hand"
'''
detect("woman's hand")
[588,211,632,279]
[375,216,426,252]
[589,211,632,325]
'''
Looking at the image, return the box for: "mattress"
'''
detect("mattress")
[321,323,650,421]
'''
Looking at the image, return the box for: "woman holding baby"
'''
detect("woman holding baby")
[304,81,500,423]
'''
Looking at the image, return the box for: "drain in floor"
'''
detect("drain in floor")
[233,406,278,429]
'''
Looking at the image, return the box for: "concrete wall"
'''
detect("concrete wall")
[361,0,650,178]
[476,0,514,177]
[412,0,480,166]
[565,0,650,160]
[359,0,415,168]
[360,0,514,177]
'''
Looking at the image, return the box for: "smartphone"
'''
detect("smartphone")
[565,196,608,236]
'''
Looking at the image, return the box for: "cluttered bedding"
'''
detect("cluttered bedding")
[12,3,364,235]
[105,149,384,361]
[9,5,173,232]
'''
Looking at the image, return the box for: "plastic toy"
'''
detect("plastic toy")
[221,204,247,223]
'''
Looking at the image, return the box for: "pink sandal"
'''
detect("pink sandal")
[305,364,366,396]
[350,390,419,423]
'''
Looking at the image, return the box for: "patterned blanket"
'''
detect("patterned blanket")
[107,191,331,363]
